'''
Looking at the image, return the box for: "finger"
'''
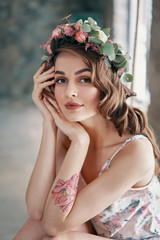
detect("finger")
[44,95,60,111]
[40,65,55,78]
[41,79,55,88]
[49,85,55,93]
[43,97,61,115]
[35,72,55,84]
[43,90,56,100]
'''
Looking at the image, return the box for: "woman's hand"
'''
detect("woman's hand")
[43,96,90,143]
[32,63,57,122]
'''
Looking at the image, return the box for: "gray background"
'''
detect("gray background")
[0,0,160,239]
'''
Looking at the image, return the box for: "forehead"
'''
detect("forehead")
[55,52,89,71]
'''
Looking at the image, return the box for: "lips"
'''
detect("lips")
[65,102,83,110]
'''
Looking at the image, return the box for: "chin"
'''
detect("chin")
[64,112,99,123]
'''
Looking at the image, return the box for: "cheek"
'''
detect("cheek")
[54,87,63,105]
[86,88,101,105]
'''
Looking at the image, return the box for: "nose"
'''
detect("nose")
[66,82,78,98]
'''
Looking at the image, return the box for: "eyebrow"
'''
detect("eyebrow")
[55,68,91,75]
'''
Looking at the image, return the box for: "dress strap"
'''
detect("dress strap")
[99,135,147,176]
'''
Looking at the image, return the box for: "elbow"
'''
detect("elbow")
[27,205,42,221]
[41,218,67,237]
[26,198,43,221]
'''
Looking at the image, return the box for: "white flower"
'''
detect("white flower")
[98,30,108,43]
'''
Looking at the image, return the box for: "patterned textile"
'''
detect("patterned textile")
[89,135,160,239]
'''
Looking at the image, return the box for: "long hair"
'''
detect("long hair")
[51,43,160,174]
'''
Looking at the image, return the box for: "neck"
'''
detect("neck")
[80,114,120,150]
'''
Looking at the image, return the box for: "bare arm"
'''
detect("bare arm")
[26,64,58,220]
[26,120,56,220]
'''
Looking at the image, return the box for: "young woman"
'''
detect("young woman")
[14,17,160,239]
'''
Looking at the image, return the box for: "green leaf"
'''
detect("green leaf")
[91,24,101,31]
[82,24,91,32]
[77,19,83,25]
[114,55,125,63]
[95,43,103,55]
[113,43,119,54]
[102,28,110,36]
[41,55,48,62]
[108,52,116,61]
[116,49,123,55]
[114,59,127,69]
[88,17,95,25]
[89,37,103,44]
[88,31,99,37]
[101,41,115,56]
[44,48,52,57]
[121,73,133,82]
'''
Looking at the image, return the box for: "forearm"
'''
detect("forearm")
[42,137,90,235]
[26,120,57,220]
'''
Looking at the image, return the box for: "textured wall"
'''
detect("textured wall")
[0,0,109,99]
[148,0,160,145]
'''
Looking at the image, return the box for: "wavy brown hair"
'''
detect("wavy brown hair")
[51,43,160,175]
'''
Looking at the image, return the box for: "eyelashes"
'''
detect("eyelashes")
[55,78,91,84]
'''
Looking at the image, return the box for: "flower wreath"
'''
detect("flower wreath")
[40,16,133,82]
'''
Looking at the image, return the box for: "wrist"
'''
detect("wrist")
[43,119,57,133]
[72,133,90,146]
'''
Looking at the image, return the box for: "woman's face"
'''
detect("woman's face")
[54,51,101,122]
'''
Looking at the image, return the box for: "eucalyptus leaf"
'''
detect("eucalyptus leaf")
[108,52,116,61]
[88,31,99,37]
[101,41,115,56]
[95,43,103,54]
[88,17,95,25]
[41,55,48,61]
[114,59,127,69]
[82,24,91,32]
[116,49,123,55]
[44,48,52,57]
[41,60,47,66]
[113,43,119,54]
[121,73,133,82]
[91,24,101,31]
[102,28,110,36]
[89,37,103,44]
[77,19,83,25]
[114,55,125,63]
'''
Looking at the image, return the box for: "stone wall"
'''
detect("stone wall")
[0,0,110,99]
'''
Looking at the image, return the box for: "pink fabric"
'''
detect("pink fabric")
[82,135,160,239]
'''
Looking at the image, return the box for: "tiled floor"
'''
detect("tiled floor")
[0,100,42,240]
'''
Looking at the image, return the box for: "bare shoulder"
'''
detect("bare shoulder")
[111,136,155,176]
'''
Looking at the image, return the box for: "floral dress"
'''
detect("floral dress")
[84,135,160,239]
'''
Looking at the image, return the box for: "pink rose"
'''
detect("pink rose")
[85,43,99,54]
[75,31,88,43]
[46,45,52,54]
[40,38,52,49]
[63,25,75,36]
[74,22,82,31]
[51,27,63,39]
[108,39,113,44]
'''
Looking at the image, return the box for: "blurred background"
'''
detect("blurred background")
[0,0,160,239]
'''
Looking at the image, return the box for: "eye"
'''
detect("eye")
[55,79,67,84]
[80,78,91,83]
